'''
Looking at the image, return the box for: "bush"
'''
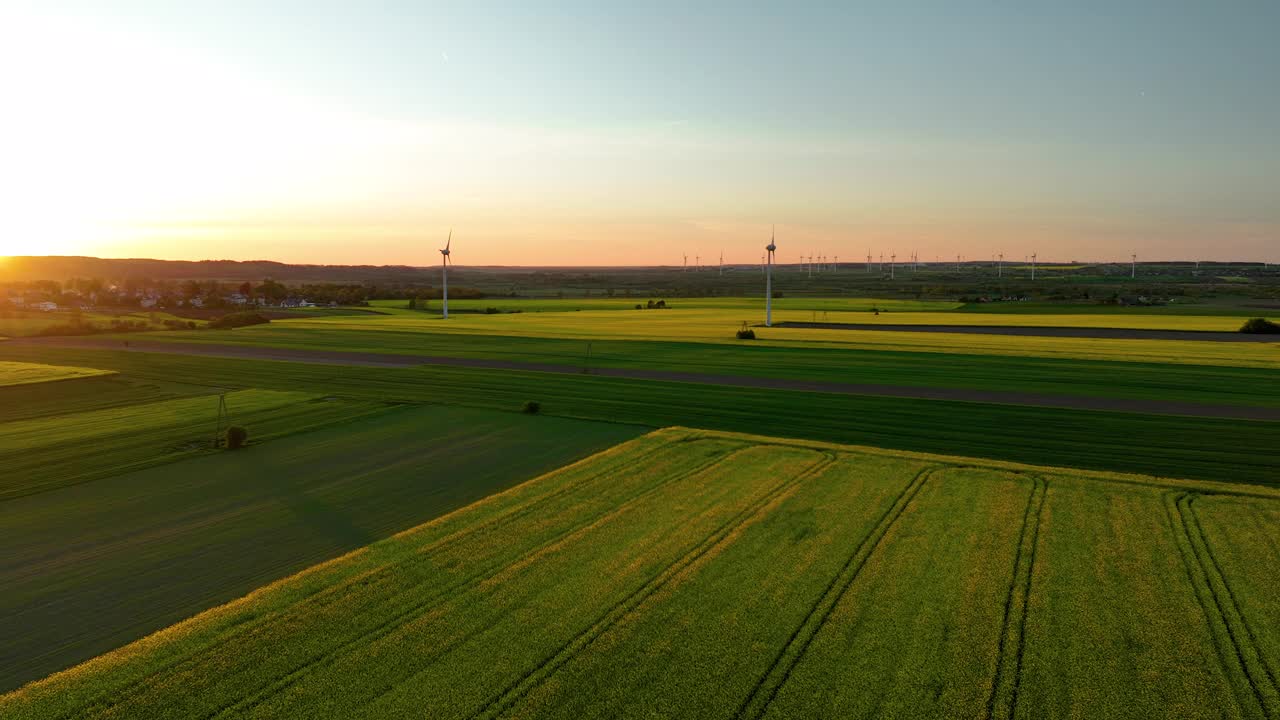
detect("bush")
[208,312,270,330]
[521,401,541,415]
[484,307,501,314]
[1240,318,1280,334]
[736,328,756,340]
[225,425,248,449]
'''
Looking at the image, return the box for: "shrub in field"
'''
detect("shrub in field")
[208,312,270,330]
[225,426,248,449]
[522,401,541,415]
[736,322,756,340]
[1240,317,1280,334]
[485,307,501,314]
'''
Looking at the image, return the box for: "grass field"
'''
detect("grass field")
[0,404,641,692]
[113,324,1280,409]
[0,310,196,337]
[143,307,1280,370]
[0,360,112,387]
[5,428,1276,719]
[0,389,399,500]
[1,344,1276,485]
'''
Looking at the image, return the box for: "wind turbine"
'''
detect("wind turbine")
[998,252,1003,278]
[439,230,452,320]
[890,252,896,279]
[695,255,700,272]
[833,255,838,271]
[683,254,687,272]
[866,250,872,273]
[765,228,777,327]
[1031,252,1038,280]
[808,255,813,279]
[1131,253,1137,279]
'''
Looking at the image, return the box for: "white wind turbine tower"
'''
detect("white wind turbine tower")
[765,228,777,327]
[1031,252,1038,280]
[1131,253,1137,279]
[439,230,453,320]
[808,255,813,279]
[833,255,838,271]
[998,252,1003,278]
[866,250,872,273]
[890,252,896,279]
[695,255,700,272]
[719,251,724,277]
[683,254,688,272]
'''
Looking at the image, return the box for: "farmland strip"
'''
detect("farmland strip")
[56,434,734,720]
[207,441,750,719]
[984,475,1047,720]
[1168,492,1279,717]
[466,451,840,720]
[734,464,936,720]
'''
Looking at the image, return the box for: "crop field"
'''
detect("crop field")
[1,343,1277,485]
[139,306,1280,369]
[0,360,113,387]
[0,389,402,500]
[0,310,196,337]
[0,404,641,692]
[5,428,1276,719]
[98,323,1280,410]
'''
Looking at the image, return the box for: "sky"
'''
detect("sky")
[0,1,1277,266]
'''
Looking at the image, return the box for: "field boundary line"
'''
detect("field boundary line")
[207,443,752,719]
[464,451,839,720]
[733,464,937,720]
[62,437,742,720]
[1167,492,1278,718]
[984,474,1047,720]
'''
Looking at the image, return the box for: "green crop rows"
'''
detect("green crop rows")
[6,429,1276,719]
[0,405,640,692]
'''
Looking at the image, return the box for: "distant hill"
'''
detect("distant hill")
[0,256,440,283]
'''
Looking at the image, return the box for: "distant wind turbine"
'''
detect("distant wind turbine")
[1131,253,1137,279]
[765,228,777,327]
[439,230,453,320]
[1031,252,1038,280]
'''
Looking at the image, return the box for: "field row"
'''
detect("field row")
[264,306,1280,368]
[0,361,113,388]
[0,389,396,500]
[5,429,1276,719]
[0,405,640,692]
[127,324,1280,408]
[1,344,1276,485]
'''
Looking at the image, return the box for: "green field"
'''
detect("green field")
[0,389,400,500]
[0,310,197,337]
[117,323,1280,409]
[139,306,1280,370]
[0,404,641,692]
[0,360,113,387]
[2,343,1277,485]
[5,428,1276,719]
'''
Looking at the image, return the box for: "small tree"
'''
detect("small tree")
[1240,318,1280,334]
[225,426,248,449]
[522,401,542,415]
[736,321,756,340]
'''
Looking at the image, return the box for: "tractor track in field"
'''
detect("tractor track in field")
[205,443,750,720]
[465,450,839,720]
[1167,492,1279,718]
[65,439,741,720]
[734,465,937,720]
[18,337,1280,422]
[984,474,1047,720]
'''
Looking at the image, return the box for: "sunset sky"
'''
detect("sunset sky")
[1,2,1277,266]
